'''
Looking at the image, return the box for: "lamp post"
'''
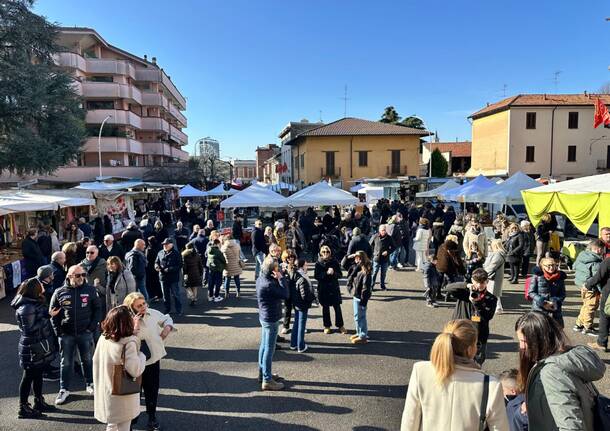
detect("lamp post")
[98,115,112,179]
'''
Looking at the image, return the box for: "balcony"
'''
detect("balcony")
[172,147,190,161]
[55,52,136,78]
[86,109,142,129]
[135,68,186,109]
[82,137,144,155]
[141,117,170,133]
[143,141,175,157]
[51,166,149,182]
[169,103,187,127]
[82,82,142,104]
[56,52,86,71]
[321,167,342,179]
[141,91,169,109]
[169,124,188,145]
[386,165,408,176]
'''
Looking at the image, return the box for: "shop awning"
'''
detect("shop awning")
[0,192,95,215]
[220,184,288,208]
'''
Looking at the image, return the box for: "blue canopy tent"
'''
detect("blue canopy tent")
[439,175,496,202]
[467,171,541,205]
[178,184,208,198]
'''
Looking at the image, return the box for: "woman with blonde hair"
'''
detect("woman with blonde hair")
[483,239,507,313]
[274,226,287,253]
[314,245,345,334]
[401,319,508,430]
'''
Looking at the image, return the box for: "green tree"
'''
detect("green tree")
[400,116,425,129]
[430,148,448,177]
[379,106,401,124]
[0,0,86,175]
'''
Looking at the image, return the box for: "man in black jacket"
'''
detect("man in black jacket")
[22,228,45,278]
[155,238,183,315]
[125,239,149,300]
[369,224,395,290]
[120,221,143,252]
[252,219,267,279]
[99,234,125,261]
[49,264,101,405]
[586,257,610,353]
[445,268,497,364]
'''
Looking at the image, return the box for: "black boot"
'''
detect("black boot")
[147,414,161,431]
[34,397,56,412]
[18,403,44,419]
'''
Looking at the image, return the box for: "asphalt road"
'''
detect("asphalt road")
[0,262,608,431]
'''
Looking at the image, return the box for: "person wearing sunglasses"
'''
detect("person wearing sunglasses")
[314,245,345,334]
[49,264,102,406]
[527,257,566,327]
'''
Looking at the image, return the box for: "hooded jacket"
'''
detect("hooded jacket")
[49,280,102,336]
[436,240,465,276]
[573,249,603,291]
[526,345,605,431]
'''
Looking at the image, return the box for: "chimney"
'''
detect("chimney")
[584,90,588,96]
[152,56,157,65]
[543,94,547,100]
[486,102,490,107]
[144,54,147,61]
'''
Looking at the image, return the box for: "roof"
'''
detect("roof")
[470,93,610,119]
[278,121,325,140]
[286,117,430,143]
[426,141,471,157]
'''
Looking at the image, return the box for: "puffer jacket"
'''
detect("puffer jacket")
[314,258,343,306]
[222,240,243,277]
[504,232,524,264]
[412,226,431,252]
[528,270,567,313]
[526,345,605,431]
[182,248,203,287]
[436,240,465,276]
[573,250,603,291]
[105,269,136,309]
[347,234,373,258]
[346,264,372,307]
[49,282,102,336]
[12,295,58,369]
[256,271,290,323]
[207,245,226,273]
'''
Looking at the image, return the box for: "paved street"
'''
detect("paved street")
[0,262,609,431]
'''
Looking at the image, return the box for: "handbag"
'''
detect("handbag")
[588,383,610,430]
[479,374,490,431]
[111,342,142,396]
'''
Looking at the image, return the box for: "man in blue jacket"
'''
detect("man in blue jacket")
[155,238,183,315]
[256,256,289,391]
[49,264,101,406]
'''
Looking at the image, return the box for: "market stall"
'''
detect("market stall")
[206,182,240,196]
[287,181,359,207]
[179,184,208,198]
[468,171,541,205]
[415,179,460,199]
[521,173,610,233]
[439,175,496,202]
[220,184,288,208]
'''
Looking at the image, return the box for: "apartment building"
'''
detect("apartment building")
[469,93,610,179]
[255,144,280,181]
[233,159,256,181]
[285,117,429,189]
[4,27,188,184]
[278,120,324,185]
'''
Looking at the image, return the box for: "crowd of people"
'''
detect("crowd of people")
[8,196,610,430]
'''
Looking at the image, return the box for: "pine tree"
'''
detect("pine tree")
[430,148,448,177]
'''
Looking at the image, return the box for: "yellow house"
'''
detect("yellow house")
[469,93,610,180]
[285,117,429,190]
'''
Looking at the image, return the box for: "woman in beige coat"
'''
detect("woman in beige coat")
[401,319,509,431]
[93,305,146,431]
[221,234,243,298]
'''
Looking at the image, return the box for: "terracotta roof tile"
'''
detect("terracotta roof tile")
[427,142,471,157]
[296,117,430,138]
[470,94,610,119]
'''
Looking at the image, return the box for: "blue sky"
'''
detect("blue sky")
[36,0,610,159]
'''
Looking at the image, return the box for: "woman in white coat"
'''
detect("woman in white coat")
[483,239,507,313]
[93,305,146,431]
[401,319,509,431]
[412,218,431,272]
[124,292,175,431]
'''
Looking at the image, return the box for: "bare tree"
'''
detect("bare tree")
[598,82,610,94]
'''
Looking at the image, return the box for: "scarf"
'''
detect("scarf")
[543,270,561,282]
[107,270,120,294]
[81,257,100,275]
[454,355,481,370]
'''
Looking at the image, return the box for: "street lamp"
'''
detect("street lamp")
[98,115,112,179]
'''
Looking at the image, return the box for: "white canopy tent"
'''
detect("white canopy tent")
[206,183,240,196]
[288,181,359,207]
[349,183,366,193]
[358,185,384,205]
[0,192,95,215]
[220,184,288,208]
[179,184,208,198]
[74,180,171,191]
[259,182,297,192]
[468,171,541,205]
[415,179,460,198]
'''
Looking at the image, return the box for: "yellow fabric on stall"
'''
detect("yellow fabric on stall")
[521,191,602,234]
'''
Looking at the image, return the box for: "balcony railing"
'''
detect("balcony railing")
[86,109,142,129]
[141,91,169,109]
[386,165,408,176]
[169,124,188,145]
[141,117,170,133]
[55,53,136,78]
[321,167,342,179]
[135,68,186,109]
[82,137,144,155]
[82,82,142,104]
[169,103,188,127]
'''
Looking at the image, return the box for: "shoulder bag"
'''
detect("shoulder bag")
[587,383,610,430]
[111,341,142,396]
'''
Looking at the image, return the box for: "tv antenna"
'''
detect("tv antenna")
[339,85,350,118]
[553,70,562,92]
[501,84,507,97]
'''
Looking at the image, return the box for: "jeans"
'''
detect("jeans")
[254,251,265,279]
[142,360,160,417]
[290,309,308,351]
[258,319,280,382]
[161,279,182,314]
[509,262,520,283]
[209,271,222,298]
[389,248,400,268]
[353,298,368,338]
[223,275,241,295]
[136,277,149,301]
[322,303,344,328]
[59,332,94,391]
[372,260,389,289]
[20,368,43,403]
[282,298,293,329]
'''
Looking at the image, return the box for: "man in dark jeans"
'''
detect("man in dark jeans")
[370,224,395,290]
[586,256,610,353]
[155,238,184,315]
[49,264,101,405]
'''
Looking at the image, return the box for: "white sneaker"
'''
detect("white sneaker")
[298,344,308,353]
[86,383,94,394]
[214,296,223,302]
[280,327,289,335]
[397,263,404,268]
[55,389,70,405]
[208,296,214,302]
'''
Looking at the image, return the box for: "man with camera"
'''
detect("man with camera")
[445,268,498,364]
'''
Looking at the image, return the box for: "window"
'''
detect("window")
[294,156,299,172]
[88,75,113,83]
[567,145,576,162]
[568,112,579,129]
[325,151,335,176]
[391,150,401,174]
[300,153,304,169]
[86,100,114,110]
[526,112,536,129]
[525,146,535,162]
[358,151,368,167]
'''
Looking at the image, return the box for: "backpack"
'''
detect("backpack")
[524,275,534,301]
